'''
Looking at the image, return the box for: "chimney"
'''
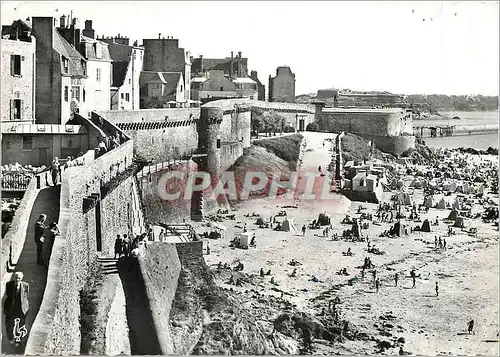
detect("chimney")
[158,33,161,39]
[82,20,95,39]
[237,51,242,77]
[230,51,234,78]
[199,54,203,74]
[60,15,66,28]
[72,17,79,28]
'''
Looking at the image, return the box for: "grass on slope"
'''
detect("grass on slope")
[340,133,388,162]
[253,134,303,170]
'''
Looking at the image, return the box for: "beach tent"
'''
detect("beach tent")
[410,178,423,188]
[453,216,465,228]
[420,219,431,232]
[280,218,297,232]
[317,213,331,226]
[238,232,255,248]
[437,198,446,209]
[447,209,459,220]
[395,192,412,206]
[423,196,434,208]
[389,221,407,237]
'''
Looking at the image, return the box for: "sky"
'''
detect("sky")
[1,1,499,96]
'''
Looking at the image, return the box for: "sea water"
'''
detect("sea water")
[416,111,499,149]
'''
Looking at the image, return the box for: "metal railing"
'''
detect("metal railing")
[1,172,35,191]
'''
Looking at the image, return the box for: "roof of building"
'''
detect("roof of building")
[322,107,405,113]
[80,35,112,61]
[140,71,182,96]
[366,174,378,181]
[191,56,248,74]
[233,77,256,84]
[353,172,367,181]
[1,123,87,134]
[111,61,129,87]
[105,40,133,61]
[53,31,87,77]
[191,76,207,83]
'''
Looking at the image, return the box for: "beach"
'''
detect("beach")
[195,132,499,355]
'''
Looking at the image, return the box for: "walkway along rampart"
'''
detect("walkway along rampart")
[23,114,144,354]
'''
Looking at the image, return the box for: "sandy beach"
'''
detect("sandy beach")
[193,132,498,355]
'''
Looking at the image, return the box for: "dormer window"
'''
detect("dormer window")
[62,56,69,73]
[95,43,102,59]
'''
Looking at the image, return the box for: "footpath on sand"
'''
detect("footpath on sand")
[1,186,60,354]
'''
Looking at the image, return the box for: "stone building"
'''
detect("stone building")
[142,36,191,103]
[25,16,88,124]
[191,51,247,78]
[190,70,257,102]
[250,70,265,101]
[99,34,144,110]
[78,21,112,116]
[1,20,36,122]
[1,122,90,166]
[268,66,296,103]
[139,71,185,108]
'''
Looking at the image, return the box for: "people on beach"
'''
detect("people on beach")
[443,238,447,250]
[375,278,380,293]
[394,273,399,287]
[410,269,416,288]
[467,320,474,334]
[435,281,439,296]
[302,225,306,236]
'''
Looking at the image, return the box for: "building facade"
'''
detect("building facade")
[139,71,185,108]
[142,37,191,103]
[268,66,295,103]
[78,22,112,116]
[100,34,143,110]
[1,26,36,123]
[190,70,257,102]
[28,16,88,124]
[250,70,265,101]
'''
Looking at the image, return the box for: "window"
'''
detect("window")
[128,78,131,84]
[83,88,86,102]
[121,93,124,99]
[10,55,22,76]
[216,139,221,148]
[81,60,87,76]
[133,50,136,60]
[220,86,223,91]
[180,85,183,92]
[72,86,80,101]
[22,136,33,150]
[64,86,69,102]
[125,93,130,102]
[62,56,69,73]
[10,99,22,119]
[95,43,102,59]
[96,68,101,82]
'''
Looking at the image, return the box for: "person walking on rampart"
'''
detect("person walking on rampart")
[114,235,123,259]
[4,272,29,347]
[43,221,60,268]
[34,214,47,265]
[51,158,61,186]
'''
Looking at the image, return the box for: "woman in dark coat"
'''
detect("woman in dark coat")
[43,222,60,269]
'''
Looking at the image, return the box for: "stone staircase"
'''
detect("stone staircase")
[131,178,145,236]
[97,257,119,275]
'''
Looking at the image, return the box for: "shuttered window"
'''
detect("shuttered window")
[10,99,22,120]
[10,55,22,76]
